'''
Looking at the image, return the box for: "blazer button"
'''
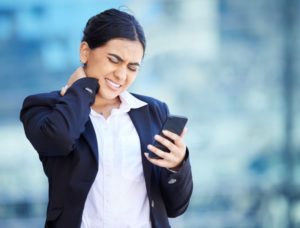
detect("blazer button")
[168,178,177,184]
[151,200,155,208]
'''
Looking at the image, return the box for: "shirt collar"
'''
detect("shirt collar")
[119,90,147,111]
[90,91,147,117]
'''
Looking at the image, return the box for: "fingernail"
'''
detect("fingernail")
[162,130,168,134]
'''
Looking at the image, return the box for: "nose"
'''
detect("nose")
[114,65,127,82]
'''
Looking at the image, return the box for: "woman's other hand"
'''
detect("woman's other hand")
[145,127,188,171]
[60,67,87,96]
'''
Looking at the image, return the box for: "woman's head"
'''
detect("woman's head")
[79,9,145,101]
[81,8,146,54]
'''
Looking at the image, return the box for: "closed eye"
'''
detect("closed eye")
[128,65,139,72]
[107,53,141,72]
[108,56,119,64]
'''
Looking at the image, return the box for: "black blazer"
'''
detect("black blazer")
[20,78,193,228]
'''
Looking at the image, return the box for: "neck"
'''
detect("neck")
[94,94,120,107]
[91,95,121,118]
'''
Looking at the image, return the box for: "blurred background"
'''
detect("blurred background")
[0,0,299,227]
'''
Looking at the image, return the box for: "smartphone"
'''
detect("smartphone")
[149,114,188,159]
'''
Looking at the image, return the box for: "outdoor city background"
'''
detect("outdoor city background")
[0,0,299,227]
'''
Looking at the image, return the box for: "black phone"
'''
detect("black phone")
[149,114,188,159]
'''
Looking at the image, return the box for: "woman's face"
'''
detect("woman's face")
[81,38,144,100]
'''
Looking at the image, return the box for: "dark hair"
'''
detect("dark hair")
[82,8,146,55]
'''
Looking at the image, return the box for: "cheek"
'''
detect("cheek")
[86,60,114,78]
[126,73,137,85]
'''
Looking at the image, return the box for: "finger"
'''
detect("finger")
[78,67,87,77]
[162,130,186,146]
[144,151,184,169]
[60,87,65,96]
[77,67,87,77]
[162,130,180,141]
[147,144,171,160]
[68,67,87,85]
[60,85,68,96]
[154,135,177,152]
[144,153,172,168]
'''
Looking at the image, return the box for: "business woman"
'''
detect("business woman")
[20,8,193,228]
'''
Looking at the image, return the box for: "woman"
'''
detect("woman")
[20,8,193,228]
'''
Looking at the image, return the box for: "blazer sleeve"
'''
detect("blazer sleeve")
[20,77,99,156]
[158,102,193,218]
[160,151,193,217]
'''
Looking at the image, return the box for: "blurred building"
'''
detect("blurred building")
[0,0,299,227]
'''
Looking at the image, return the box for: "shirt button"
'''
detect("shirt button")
[168,178,177,184]
[151,200,155,208]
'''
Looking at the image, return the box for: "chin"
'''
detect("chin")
[101,90,120,100]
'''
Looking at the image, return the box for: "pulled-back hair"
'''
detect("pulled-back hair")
[82,8,146,55]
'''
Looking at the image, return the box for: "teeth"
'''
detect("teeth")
[106,79,121,88]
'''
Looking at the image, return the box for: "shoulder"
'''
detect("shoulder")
[25,90,60,100]
[22,90,61,109]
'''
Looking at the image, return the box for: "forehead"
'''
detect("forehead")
[99,38,144,62]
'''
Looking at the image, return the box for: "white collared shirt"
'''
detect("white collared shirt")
[81,91,151,228]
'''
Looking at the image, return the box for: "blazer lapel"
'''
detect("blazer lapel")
[82,107,153,192]
[82,119,98,162]
[129,106,153,193]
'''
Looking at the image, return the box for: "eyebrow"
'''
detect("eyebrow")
[108,53,140,67]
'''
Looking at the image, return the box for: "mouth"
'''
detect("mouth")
[105,78,121,91]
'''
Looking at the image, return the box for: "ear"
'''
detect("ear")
[80,41,90,64]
